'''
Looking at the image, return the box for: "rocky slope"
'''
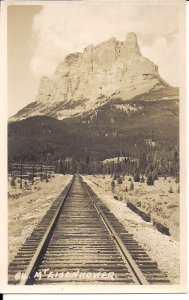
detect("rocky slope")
[9,32,177,122]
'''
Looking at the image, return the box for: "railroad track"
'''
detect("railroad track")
[8,175,170,285]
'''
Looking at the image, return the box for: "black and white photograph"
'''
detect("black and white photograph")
[0,0,187,293]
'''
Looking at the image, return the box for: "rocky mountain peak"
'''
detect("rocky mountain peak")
[124,32,141,56]
[10,32,175,122]
[125,32,138,46]
[36,32,167,105]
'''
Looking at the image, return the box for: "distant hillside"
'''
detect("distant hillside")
[8,99,179,165]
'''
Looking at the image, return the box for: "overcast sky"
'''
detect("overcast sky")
[7,1,181,117]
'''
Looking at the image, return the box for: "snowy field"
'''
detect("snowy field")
[83,175,180,284]
[8,174,72,263]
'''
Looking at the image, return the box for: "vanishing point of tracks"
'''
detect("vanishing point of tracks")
[8,175,170,285]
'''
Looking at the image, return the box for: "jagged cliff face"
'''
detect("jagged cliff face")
[37,32,166,104]
[10,32,175,122]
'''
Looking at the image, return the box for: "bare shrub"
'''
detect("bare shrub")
[11,175,16,187]
[40,173,44,181]
[130,181,134,190]
[28,173,33,182]
[24,181,28,188]
[111,180,115,190]
[140,176,145,183]
[117,177,122,184]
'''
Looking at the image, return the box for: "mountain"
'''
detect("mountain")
[9,32,178,122]
[8,32,179,175]
[8,97,179,163]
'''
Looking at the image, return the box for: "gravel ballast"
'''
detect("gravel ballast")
[83,175,180,284]
[8,174,72,263]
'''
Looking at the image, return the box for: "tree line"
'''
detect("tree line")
[54,147,179,181]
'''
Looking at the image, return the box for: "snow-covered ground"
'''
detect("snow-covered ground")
[83,175,180,284]
[102,156,126,164]
[8,174,72,263]
[114,103,142,114]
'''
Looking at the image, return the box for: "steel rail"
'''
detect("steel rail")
[18,176,74,285]
[83,177,149,285]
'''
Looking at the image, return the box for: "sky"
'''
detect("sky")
[7,1,181,117]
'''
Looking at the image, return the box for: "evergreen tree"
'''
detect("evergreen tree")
[134,172,140,182]
[139,151,148,173]
[152,171,158,180]
[147,173,154,186]
[57,160,64,174]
